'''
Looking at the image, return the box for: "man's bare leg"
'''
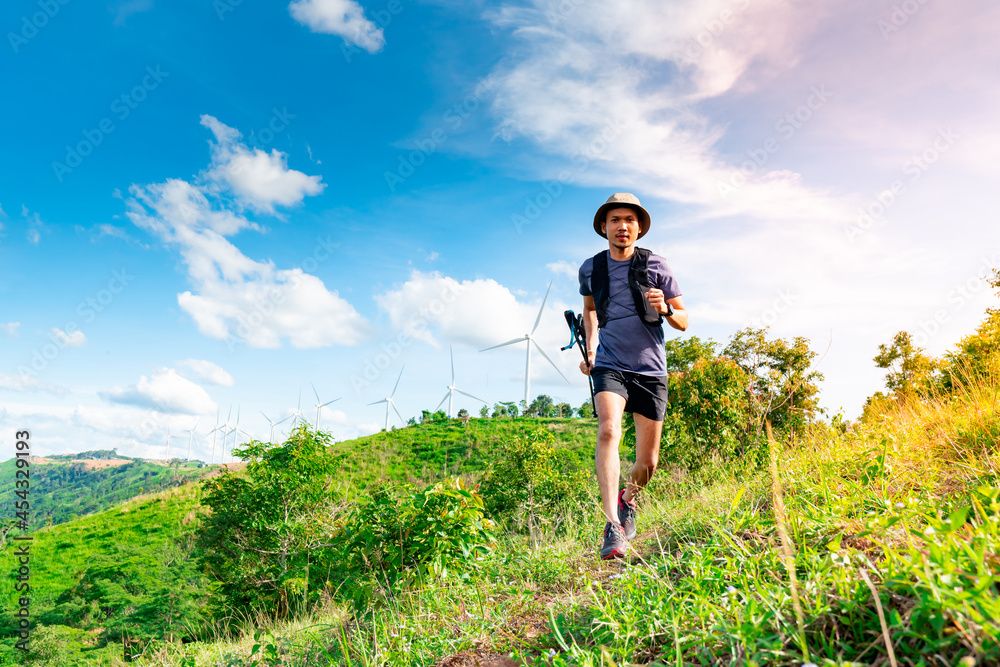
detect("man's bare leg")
[595,391,627,524]
[622,412,663,503]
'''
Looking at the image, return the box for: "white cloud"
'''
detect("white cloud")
[1,322,19,335]
[484,0,1000,416]
[0,373,68,395]
[177,359,235,386]
[200,115,325,213]
[51,327,86,347]
[100,368,217,415]
[125,118,372,349]
[27,229,40,245]
[546,260,578,279]
[374,271,577,385]
[289,0,385,53]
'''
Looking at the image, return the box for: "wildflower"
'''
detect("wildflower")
[726,586,737,594]
[803,663,818,667]
[924,526,936,536]
[547,648,557,658]
[895,502,905,509]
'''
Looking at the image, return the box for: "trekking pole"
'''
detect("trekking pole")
[561,310,596,415]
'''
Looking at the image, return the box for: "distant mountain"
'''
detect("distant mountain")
[0,450,220,530]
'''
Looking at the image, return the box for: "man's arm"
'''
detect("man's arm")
[646,290,689,331]
[580,295,598,375]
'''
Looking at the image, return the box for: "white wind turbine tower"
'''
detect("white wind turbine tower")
[311,383,341,430]
[184,420,199,462]
[164,426,172,461]
[368,366,406,431]
[436,345,487,417]
[260,410,292,444]
[480,281,568,406]
[290,389,305,427]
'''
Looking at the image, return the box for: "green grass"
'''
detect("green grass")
[328,417,598,490]
[0,484,207,665]
[126,380,998,666]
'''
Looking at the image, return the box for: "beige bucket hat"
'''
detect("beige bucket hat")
[593,193,651,239]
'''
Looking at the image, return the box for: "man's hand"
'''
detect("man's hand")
[579,349,596,376]
[646,288,670,315]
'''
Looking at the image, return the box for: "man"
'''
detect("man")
[577,193,688,560]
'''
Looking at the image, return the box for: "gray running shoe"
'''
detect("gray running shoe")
[600,521,628,560]
[618,488,637,540]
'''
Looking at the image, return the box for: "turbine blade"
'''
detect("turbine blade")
[436,391,450,411]
[320,397,341,408]
[454,388,487,404]
[390,401,406,426]
[532,338,569,383]
[312,382,321,404]
[275,414,293,425]
[531,281,553,335]
[391,366,404,397]
[450,344,455,384]
[480,337,524,352]
[367,399,386,406]
[259,410,273,425]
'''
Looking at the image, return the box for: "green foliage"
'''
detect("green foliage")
[723,327,823,435]
[875,330,943,396]
[664,335,718,373]
[942,269,1000,390]
[45,541,207,647]
[478,428,591,533]
[341,478,496,602]
[576,399,594,419]
[198,425,342,618]
[663,356,754,469]
[0,457,208,529]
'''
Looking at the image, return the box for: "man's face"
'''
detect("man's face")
[602,207,641,249]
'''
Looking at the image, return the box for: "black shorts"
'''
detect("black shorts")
[591,367,669,422]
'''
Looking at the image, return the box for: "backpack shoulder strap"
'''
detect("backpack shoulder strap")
[591,250,609,328]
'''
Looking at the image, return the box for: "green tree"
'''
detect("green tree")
[941,269,1000,390]
[555,402,573,417]
[198,425,343,618]
[528,394,554,417]
[420,410,432,423]
[723,328,823,436]
[479,405,489,418]
[577,399,594,419]
[664,357,753,469]
[874,331,942,396]
[664,336,718,373]
[457,408,469,419]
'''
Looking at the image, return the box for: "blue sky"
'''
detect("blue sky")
[2,0,999,458]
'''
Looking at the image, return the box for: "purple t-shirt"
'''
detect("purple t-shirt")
[579,251,682,377]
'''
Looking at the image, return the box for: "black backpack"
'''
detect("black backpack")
[591,248,663,329]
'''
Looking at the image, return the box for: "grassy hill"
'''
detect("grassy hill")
[0,483,207,665]
[5,393,998,666]
[331,417,597,488]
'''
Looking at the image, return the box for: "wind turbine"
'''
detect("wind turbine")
[164,426,172,461]
[367,366,406,431]
[480,281,568,406]
[290,389,305,427]
[436,345,487,417]
[184,420,199,462]
[260,410,292,443]
[311,383,341,429]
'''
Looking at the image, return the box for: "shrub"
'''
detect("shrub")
[339,478,496,605]
[478,428,591,534]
